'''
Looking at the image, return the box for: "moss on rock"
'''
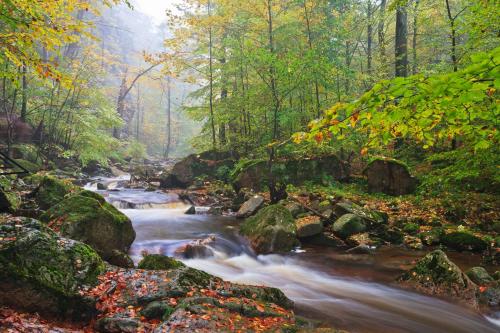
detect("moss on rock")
[35,176,77,209]
[40,194,135,266]
[138,254,185,270]
[0,217,104,318]
[333,214,366,239]
[441,231,487,252]
[240,204,298,254]
[0,177,21,213]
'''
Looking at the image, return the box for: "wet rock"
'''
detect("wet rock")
[363,158,417,195]
[40,191,135,267]
[141,301,174,320]
[95,316,139,333]
[0,177,20,213]
[295,216,323,238]
[304,233,346,248]
[138,254,185,270]
[0,216,104,319]
[334,201,387,226]
[240,204,298,254]
[207,206,223,215]
[404,235,424,250]
[441,231,488,252]
[478,283,500,307]
[466,267,494,285]
[345,244,374,254]
[333,214,366,239]
[97,182,108,190]
[175,236,217,259]
[34,176,77,209]
[184,205,196,215]
[236,195,265,218]
[399,250,478,308]
[346,233,379,247]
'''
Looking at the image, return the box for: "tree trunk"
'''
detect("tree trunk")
[208,0,216,149]
[412,0,419,74]
[395,4,408,77]
[367,0,373,74]
[378,0,387,68]
[445,0,458,72]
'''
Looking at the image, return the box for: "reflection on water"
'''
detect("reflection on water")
[94,182,499,333]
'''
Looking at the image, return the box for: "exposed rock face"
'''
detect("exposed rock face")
[333,214,367,239]
[34,176,77,210]
[0,216,105,319]
[160,150,236,189]
[295,216,323,238]
[363,158,417,196]
[398,250,478,308]
[40,191,135,267]
[240,205,298,254]
[236,195,265,218]
[232,156,348,192]
[138,254,186,270]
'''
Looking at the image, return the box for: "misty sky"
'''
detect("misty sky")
[135,0,180,24]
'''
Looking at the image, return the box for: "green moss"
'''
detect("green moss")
[403,223,420,235]
[332,214,366,238]
[230,159,266,181]
[365,156,410,171]
[13,159,40,173]
[240,205,298,253]
[441,231,488,252]
[138,254,185,270]
[77,189,106,204]
[36,176,77,209]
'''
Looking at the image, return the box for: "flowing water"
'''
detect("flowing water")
[88,178,500,333]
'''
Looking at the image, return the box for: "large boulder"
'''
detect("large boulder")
[441,231,488,252]
[40,190,135,267]
[0,216,105,319]
[363,158,417,195]
[0,177,21,213]
[160,151,236,189]
[236,195,265,218]
[240,205,298,254]
[398,250,478,308]
[34,176,77,209]
[333,201,387,226]
[333,214,367,239]
[232,156,348,192]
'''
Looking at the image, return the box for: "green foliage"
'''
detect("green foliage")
[122,140,147,161]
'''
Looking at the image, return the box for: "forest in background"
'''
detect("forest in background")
[0,0,499,193]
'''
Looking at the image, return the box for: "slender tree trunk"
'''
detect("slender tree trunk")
[208,0,216,149]
[367,0,373,74]
[266,0,279,140]
[395,4,408,77]
[378,0,387,70]
[21,64,27,122]
[412,0,419,74]
[164,77,172,159]
[445,0,458,72]
[303,0,321,118]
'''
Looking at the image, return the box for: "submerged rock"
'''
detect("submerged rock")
[40,191,135,267]
[333,214,366,239]
[240,204,298,254]
[363,158,417,196]
[236,195,265,218]
[398,250,478,308]
[0,216,104,319]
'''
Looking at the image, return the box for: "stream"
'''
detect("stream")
[87,177,500,333]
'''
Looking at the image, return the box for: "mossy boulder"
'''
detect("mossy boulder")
[0,216,105,319]
[333,201,387,226]
[399,250,478,308]
[141,301,174,320]
[232,156,349,192]
[40,193,135,267]
[138,254,185,270]
[240,204,298,254]
[295,216,323,238]
[466,267,494,285]
[363,158,417,195]
[441,232,488,252]
[333,214,367,239]
[35,176,77,209]
[13,158,40,173]
[0,177,21,213]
